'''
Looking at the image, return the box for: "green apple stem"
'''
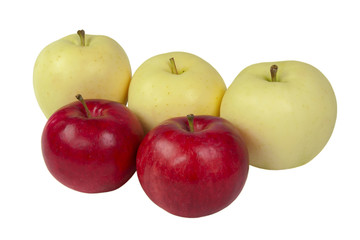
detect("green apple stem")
[270,65,278,82]
[77,30,86,46]
[169,57,179,74]
[76,94,92,118]
[187,114,195,132]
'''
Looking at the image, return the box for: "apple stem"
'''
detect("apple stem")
[187,114,195,133]
[76,94,92,118]
[169,57,179,74]
[77,29,86,46]
[270,65,278,82]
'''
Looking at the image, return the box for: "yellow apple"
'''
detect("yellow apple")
[33,30,131,118]
[128,52,226,133]
[220,61,337,170]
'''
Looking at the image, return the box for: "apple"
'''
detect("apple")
[41,94,144,193]
[220,61,337,170]
[127,51,226,133]
[34,30,131,118]
[136,114,249,218]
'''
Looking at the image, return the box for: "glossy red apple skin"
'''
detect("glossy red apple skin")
[136,115,249,218]
[41,99,144,193]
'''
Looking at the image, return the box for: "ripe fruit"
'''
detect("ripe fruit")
[136,114,249,217]
[41,95,144,193]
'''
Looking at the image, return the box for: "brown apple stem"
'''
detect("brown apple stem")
[169,57,179,74]
[270,65,278,82]
[187,114,195,132]
[77,30,85,46]
[76,94,91,118]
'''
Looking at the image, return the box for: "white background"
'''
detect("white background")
[1,0,359,239]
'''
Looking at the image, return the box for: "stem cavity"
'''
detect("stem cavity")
[77,29,85,46]
[76,94,91,118]
[169,57,179,74]
[270,64,278,82]
[187,114,195,133]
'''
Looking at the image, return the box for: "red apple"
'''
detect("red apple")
[136,114,249,218]
[41,94,144,193]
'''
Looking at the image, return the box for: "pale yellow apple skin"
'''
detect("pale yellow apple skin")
[128,52,226,133]
[33,32,131,118]
[220,61,337,170]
